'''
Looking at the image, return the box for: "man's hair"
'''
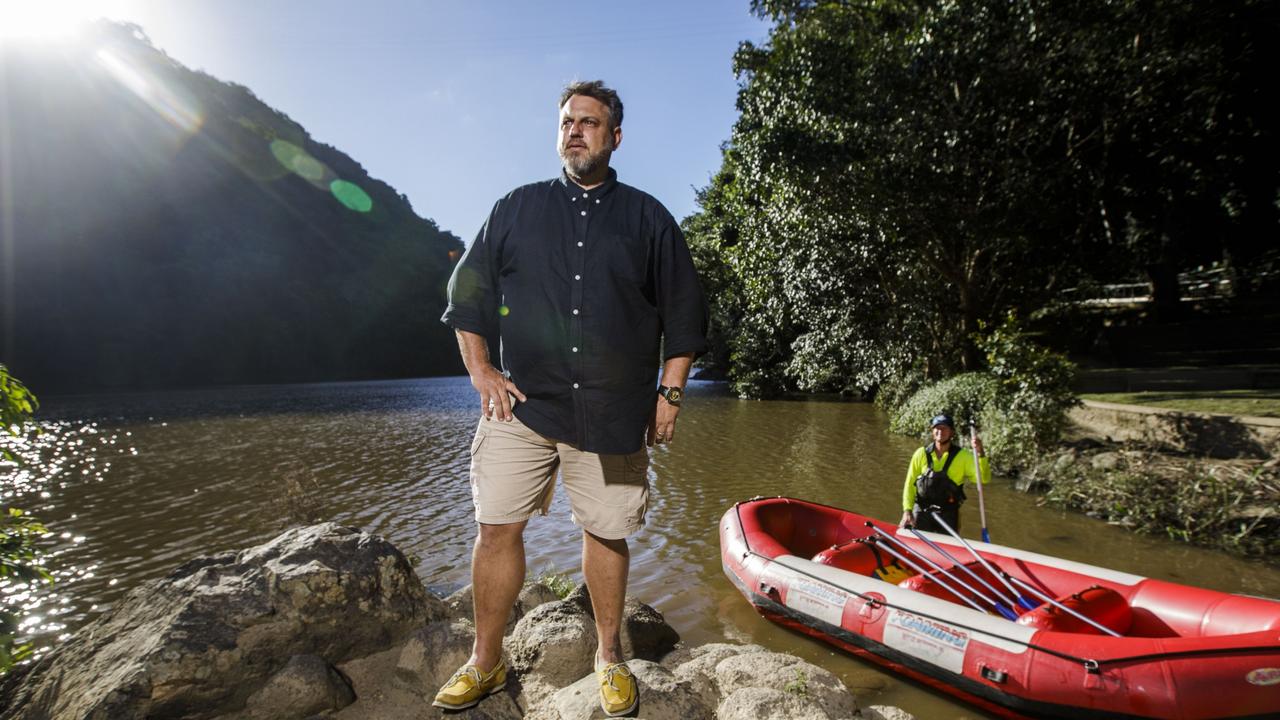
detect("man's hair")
[559,80,624,130]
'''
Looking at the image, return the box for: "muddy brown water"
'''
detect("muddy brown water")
[5,377,1279,718]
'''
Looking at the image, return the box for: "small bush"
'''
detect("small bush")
[887,316,1078,471]
[888,373,999,437]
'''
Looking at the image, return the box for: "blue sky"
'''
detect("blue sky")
[5,0,773,239]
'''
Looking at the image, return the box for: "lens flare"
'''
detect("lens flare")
[269,140,329,184]
[93,48,203,135]
[329,179,373,213]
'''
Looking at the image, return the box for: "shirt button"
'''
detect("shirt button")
[571,197,576,202]
[580,210,587,216]
[577,241,583,247]
[574,274,581,280]
[572,309,579,315]
[582,193,588,198]
[573,383,580,389]
[595,199,600,204]
[572,347,579,352]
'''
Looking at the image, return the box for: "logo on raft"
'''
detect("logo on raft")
[1247,668,1280,686]
[888,611,969,650]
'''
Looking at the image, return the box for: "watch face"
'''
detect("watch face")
[666,387,683,404]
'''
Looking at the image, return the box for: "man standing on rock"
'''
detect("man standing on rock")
[436,80,708,715]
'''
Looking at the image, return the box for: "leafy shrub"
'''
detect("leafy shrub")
[888,316,1078,471]
[1,364,51,673]
[888,373,999,438]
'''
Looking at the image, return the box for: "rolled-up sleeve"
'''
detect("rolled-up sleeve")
[653,211,709,360]
[441,201,503,340]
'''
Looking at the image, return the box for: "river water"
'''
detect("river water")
[4,377,1279,718]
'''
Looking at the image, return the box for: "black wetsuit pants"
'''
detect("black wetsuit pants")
[913,504,960,534]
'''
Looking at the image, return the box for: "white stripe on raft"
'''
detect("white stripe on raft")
[773,555,1037,654]
[895,529,1148,586]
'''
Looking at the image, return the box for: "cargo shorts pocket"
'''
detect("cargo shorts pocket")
[470,419,489,456]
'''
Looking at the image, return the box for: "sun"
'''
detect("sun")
[0,1,113,41]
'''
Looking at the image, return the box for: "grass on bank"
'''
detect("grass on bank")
[1079,389,1280,418]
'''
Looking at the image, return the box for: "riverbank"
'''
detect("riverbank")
[0,523,913,720]
[1018,400,1279,559]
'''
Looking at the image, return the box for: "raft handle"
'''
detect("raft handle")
[1083,659,1101,675]
[759,581,780,600]
[980,666,1007,684]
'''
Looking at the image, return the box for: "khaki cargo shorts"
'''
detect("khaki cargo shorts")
[468,414,650,540]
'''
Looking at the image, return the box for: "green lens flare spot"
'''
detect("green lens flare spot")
[330,180,373,213]
[498,305,510,317]
[269,140,325,181]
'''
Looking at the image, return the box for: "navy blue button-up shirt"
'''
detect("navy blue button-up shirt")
[441,169,709,454]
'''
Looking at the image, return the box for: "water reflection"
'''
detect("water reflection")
[3,377,1277,718]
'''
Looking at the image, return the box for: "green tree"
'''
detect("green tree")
[1,364,50,673]
[688,0,1277,397]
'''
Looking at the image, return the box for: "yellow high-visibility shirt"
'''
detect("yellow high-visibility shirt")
[902,445,990,511]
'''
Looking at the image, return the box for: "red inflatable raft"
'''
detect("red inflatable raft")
[720,497,1280,719]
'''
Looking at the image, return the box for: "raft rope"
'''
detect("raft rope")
[731,502,1280,674]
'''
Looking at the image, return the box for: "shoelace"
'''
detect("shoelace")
[599,664,631,692]
[447,666,483,688]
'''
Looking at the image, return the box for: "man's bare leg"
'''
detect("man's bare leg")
[469,520,528,671]
[582,530,630,666]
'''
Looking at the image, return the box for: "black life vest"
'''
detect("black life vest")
[914,443,966,511]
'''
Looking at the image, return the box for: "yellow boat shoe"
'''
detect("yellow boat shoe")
[596,661,639,717]
[432,658,507,710]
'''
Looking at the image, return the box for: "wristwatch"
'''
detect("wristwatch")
[658,385,684,406]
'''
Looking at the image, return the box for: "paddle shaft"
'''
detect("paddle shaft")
[906,525,1020,612]
[970,423,990,543]
[1002,573,1123,638]
[865,525,998,616]
[926,508,1035,609]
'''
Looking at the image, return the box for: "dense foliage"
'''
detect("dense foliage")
[0,22,466,392]
[687,0,1278,398]
[1,365,49,673]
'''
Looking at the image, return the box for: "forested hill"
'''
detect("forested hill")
[0,21,465,393]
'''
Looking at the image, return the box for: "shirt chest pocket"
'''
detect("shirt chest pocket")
[599,232,650,287]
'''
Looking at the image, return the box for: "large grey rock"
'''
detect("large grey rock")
[506,585,680,691]
[525,660,711,720]
[714,652,857,719]
[861,705,917,720]
[659,642,765,670]
[506,592,598,687]
[330,644,522,720]
[395,619,476,689]
[717,687,831,720]
[241,654,354,719]
[668,642,768,704]
[446,581,561,631]
[0,523,444,720]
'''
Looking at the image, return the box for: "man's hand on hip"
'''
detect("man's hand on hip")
[647,395,681,446]
[471,365,526,422]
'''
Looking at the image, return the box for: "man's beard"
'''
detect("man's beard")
[559,143,612,179]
